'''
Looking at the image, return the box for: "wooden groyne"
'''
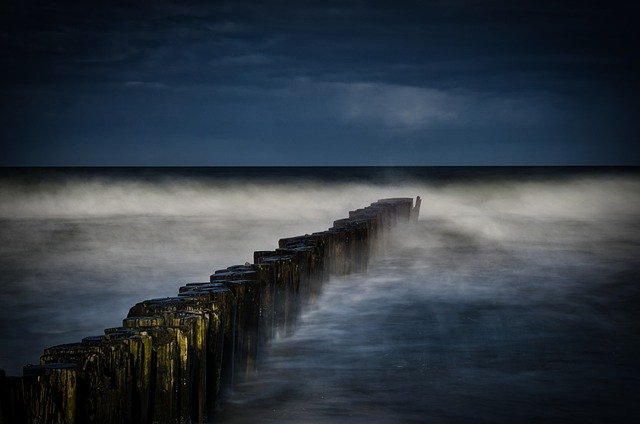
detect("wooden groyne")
[0,197,420,423]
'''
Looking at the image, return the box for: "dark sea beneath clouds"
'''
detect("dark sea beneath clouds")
[0,167,639,423]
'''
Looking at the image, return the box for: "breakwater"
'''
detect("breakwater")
[0,197,420,423]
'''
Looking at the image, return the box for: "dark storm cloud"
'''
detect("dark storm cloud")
[1,0,638,165]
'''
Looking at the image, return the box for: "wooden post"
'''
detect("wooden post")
[0,197,419,423]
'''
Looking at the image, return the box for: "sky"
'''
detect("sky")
[1,0,639,166]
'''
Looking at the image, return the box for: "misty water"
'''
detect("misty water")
[1,167,639,423]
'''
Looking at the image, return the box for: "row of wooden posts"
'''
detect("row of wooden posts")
[0,197,421,423]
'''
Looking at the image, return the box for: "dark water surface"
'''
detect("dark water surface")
[219,218,640,423]
[1,167,639,423]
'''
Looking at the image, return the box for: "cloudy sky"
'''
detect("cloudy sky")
[1,0,638,165]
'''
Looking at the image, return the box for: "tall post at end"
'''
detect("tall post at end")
[411,196,421,221]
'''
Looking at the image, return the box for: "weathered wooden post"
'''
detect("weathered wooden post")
[411,196,422,221]
[177,282,235,403]
[127,297,220,422]
[40,334,150,424]
[0,197,421,423]
[119,317,190,423]
[210,266,262,379]
[22,364,77,424]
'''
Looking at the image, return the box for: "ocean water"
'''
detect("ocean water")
[1,167,639,423]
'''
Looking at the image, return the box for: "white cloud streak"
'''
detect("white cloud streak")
[339,82,461,129]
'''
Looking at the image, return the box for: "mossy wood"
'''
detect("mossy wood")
[0,197,419,423]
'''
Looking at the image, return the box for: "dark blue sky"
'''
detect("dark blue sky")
[1,0,638,165]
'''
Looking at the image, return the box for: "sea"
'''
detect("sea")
[0,167,639,423]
